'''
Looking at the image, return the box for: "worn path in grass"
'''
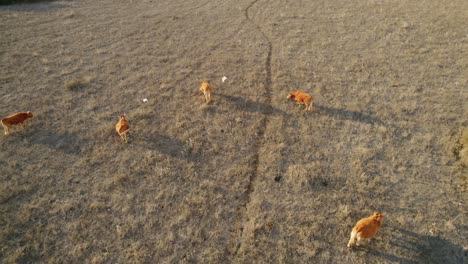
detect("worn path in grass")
[0,0,467,263]
[235,0,273,257]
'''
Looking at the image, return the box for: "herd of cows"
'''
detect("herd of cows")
[1,80,384,248]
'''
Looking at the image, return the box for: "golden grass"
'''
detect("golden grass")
[0,0,466,263]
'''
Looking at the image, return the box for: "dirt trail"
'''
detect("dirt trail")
[0,0,466,263]
[235,0,274,255]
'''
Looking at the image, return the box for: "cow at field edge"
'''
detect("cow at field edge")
[1,111,34,135]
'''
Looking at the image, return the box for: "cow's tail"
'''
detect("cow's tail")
[347,229,357,247]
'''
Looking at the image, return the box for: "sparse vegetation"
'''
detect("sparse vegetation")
[456,128,468,166]
[0,0,466,263]
[64,76,93,90]
[64,79,83,90]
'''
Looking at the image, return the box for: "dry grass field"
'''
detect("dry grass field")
[1,0,467,263]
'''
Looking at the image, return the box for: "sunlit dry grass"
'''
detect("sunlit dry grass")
[0,0,466,263]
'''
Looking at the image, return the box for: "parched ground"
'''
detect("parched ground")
[0,0,467,263]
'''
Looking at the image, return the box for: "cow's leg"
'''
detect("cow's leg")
[356,234,366,246]
[2,124,9,135]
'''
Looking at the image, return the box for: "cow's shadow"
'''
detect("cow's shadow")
[142,132,202,163]
[316,104,385,126]
[215,95,385,127]
[0,126,82,155]
[365,227,466,263]
[217,94,288,117]
[29,129,82,155]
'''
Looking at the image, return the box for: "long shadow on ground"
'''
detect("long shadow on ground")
[217,94,288,116]
[316,104,385,126]
[4,127,83,155]
[218,94,383,127]
[142,132,203,163]
[366,227,466,264]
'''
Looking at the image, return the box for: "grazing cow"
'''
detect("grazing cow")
[1,111,34,135]
[287,90,313,111]
[115,114,130,143]
[200,80,212,103]
[347,212,384,247]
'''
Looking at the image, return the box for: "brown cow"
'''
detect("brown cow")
[347,212,384,247]
[115,114,130,143]
[287,90,313,111]
[200,80,212,103]
[1,111,34,135]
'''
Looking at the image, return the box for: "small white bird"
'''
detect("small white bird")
[222,76,227,83]
[142,98,148,102]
